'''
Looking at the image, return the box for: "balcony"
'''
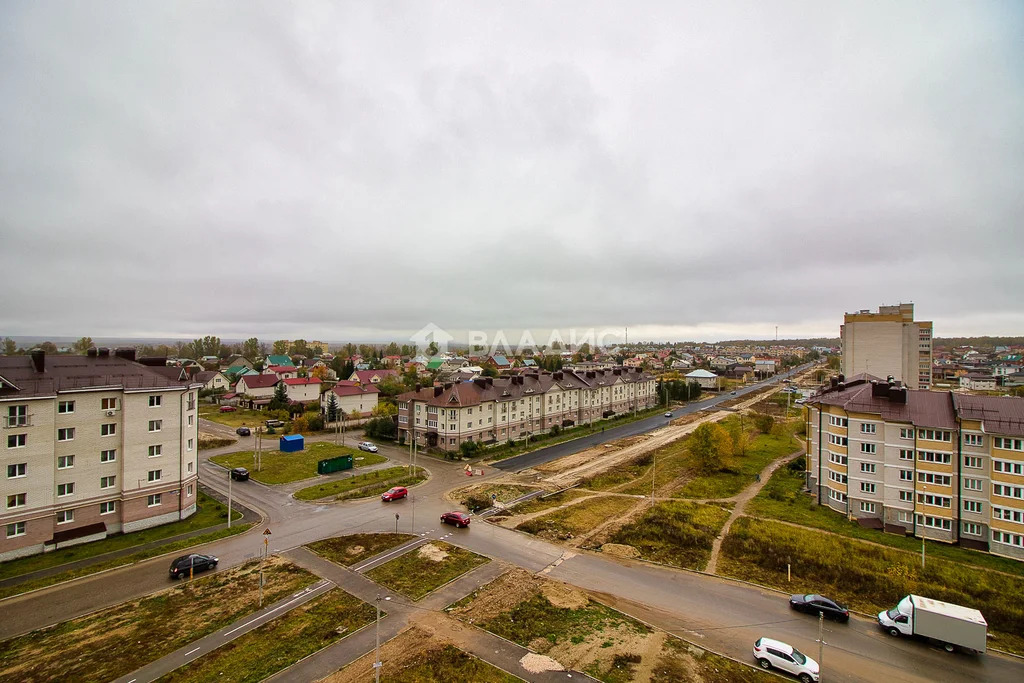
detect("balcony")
[3,415,32,428]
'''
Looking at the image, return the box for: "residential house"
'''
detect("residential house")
[710,357,734,371]
[303,359,337,381]
[425,358,445,372]
[264,365,299,380]
[225,355,253,370]
[282,377,322,404]
[485,355,512,371]
[321,381,380,419]
[724,365,754,381]
[236,374,280,405]
[840,303,932,389]
[383,355,403,368]
[194,370,232,393]
[263,354,294,368]
[960,374,998,391]
[349,369,399,386]
[685,369,722,390]
[0,350,201,562]
[223,366,258,383]
[754,359,778,377]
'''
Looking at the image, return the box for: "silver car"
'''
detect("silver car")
[358,441,378,452]
[752,637,819,682]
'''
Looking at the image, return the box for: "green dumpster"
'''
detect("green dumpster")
[317,454,354,475]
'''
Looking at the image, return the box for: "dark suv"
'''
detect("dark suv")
[169,553,218,579]
[230,467,249,481]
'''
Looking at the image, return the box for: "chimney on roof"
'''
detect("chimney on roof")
[138,356,167,367]
[837,381,846,391]
[871,380,888,397]
[30,349,45,373]
[613,368,621,375]
[837,373,845,383]
[115,347,136,362]
[98,347,110,357]
[586,371,596,379]
[474,378,486,388]
[887,375,895,383]
[434,386,443,397]
[830,376,839,389]
[554,371,563,380]
[87,347,98,357]
[444,383,453,390]
[486,377,493,386]
[889,386,908,404]
[415,383,422,392]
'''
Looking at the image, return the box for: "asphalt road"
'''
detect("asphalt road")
[493,364,812,472]
[4,373,1023,683]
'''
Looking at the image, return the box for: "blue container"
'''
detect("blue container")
[279,434,304,452]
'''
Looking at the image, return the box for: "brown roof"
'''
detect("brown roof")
[808,378,957,429]
[238,374,280,390]
[0,353,195,400]
[952,394,1024,437]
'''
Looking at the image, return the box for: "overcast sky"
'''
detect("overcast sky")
[1,1,1022,344]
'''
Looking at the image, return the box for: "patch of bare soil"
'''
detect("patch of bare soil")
[540,583,589,610]
[417,542,449,562]
[550,623,653,676]
[600,543,641,559]
[346,545,365,556]
[318,625,439,683]
[447,568,544,622]
[520,653,565,673]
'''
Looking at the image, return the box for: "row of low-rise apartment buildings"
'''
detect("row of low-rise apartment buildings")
[805,373,1024,561]
[397,368,657,451]
[1,350,201,562]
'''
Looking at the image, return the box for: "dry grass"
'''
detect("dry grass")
[366,541,489,600]
[307,533,418,567]
[515,496,637,542]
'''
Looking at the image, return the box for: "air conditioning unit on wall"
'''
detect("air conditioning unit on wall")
[106,410,116,417]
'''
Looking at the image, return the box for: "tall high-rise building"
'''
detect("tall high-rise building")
[840,303,932,390]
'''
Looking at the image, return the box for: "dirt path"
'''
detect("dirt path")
[704,449,803,574]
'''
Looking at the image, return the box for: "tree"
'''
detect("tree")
[242,337,261,361]
[269,382,289,411]
[385,342,400,356]
[827,355,841,371]
[310,365,328,380]
[727,419,748,456]
[364,417,397,440]
[3,338,18,355]
[289,339,309,356]
[292,415,309,434]
[326,392,340,422]
[72,337,94,353]
[272,340,289,355]
[459,440,481,458]
[754,413,775,434]
[427,341,439,356]
[371,402,398,418]
[39,341,58,353]
[688,422,733,474]
[482,367,498,378]
[375,377,405,398]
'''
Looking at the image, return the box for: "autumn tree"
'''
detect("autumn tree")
[272,340,289,355]
[310,365,328,380]
[371,402,398,418]
[72,337,94,353]
[3,338,19,355]
[688,422,733,474]
[728,419,749,456]
[289,339,309,356]
[39,341,58,353]
[242,337,261,361]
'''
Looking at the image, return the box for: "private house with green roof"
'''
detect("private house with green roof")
[264,354,294,367]
[426,357,444,371]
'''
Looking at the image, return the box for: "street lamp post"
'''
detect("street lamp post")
[227,468,232,529]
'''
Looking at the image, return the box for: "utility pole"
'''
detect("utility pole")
[650,450,657,506]
[374,594,382,683]
[817,610,825,682]
[227,469,232,529]
[921,536,926,569]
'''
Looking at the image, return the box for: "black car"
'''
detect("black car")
[169,553,218,579]
[236,426,251,436]
[790,594,849,622]
[230,467,249,481]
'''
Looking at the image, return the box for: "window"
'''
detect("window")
[962,523,983,536]
[57,482,75,497]
[994,437,1024,451]
[917,472,951,486]
[58,400,75,414]
[147,469,162,482]
[992,530,1024,548]
[5,405,28,427]
[917,493,951,508]
[860,482,876,494]
[828,415,848,428]
[993,506,1024,523]
[918,429,952,442]
[828,434,848,447]
[964,456,983,469]
[57,428,75,441]
[6,522,26,538]
[187,415,193,427]
[860,502,876,513]
[897,511,913,523]
[964,500,983,514]
[899,469,913,481]
[963,434,984,447]
[899,428,914,439]
[828,451,846,465]
[917,515,951,530]
[187,461,193,473]
[7,493,26,508]
[828,471,847,484]
[100,475,116,489]
[148,445,162,457]
[100,501,116,515]
[100,449,117,463]
[860,443,877,454]
[7,463,26,478]
[899,449,914,461]
[7,434,26,448]
[963,478,982,492]
[149,395,162,407]
[860,423,876,434]
[148,420,162,432]
[827,488,847,503]
[101,423,116,436]
[56,510,74,524]
[993,483,1024,499]
[993,459,1024,476]
[918,451,951,464]
[101,397,117,410]
[187,484,193,497]
[398,416,408,423]
[187,438,194,451]
[147,494,162,507]
[57,455,74,469]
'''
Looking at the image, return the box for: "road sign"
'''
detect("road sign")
[263,528,272,536]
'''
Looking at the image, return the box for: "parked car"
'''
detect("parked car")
[381,486,408,502]
[664,411,673,418]
[230,467,249,481]
[731,391,737,395]
[790,594,849,622]
[358,441,379,452]
[752,637,818,682]
[236,426,251,436]
[265,419,284,428]
[219,405,236,413]
[440,511,471,528]
[169,553,218,579]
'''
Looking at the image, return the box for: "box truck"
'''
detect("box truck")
[877,595,987,653]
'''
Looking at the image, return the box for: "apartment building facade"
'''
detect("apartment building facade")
[397,368,657,451]
[840,303,933,389]
[1,350,201,561]
[805,374,1024,561]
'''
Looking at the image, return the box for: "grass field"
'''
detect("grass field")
[602,501,731,570]
[365,541,489,600]
[158,588,376,683]
[294,466,427,501]
[720,516,1024,655]
[653,636,774,683]
[516,496,636,541]
[383,645,520,683]
[0,557,318,683]
[748,463,1024,576]
[198,404,274,429]
[211,442,382,484]
[307,533,417,567]
[495,488,592,517]
[456,483,536,511]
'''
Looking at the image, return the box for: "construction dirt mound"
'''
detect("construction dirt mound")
[600,543,641,559]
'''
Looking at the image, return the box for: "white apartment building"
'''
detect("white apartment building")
[840,303,933,389]
[805,374,1024,561]
[1,350,201,561]
[398,368,657,452]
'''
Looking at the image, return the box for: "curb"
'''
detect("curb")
[295,465,433,505]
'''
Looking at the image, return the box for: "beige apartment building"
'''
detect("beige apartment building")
[841,303,932,389]
[805,374,1024,561]
[397,368,657,451]
[1,350,201,561]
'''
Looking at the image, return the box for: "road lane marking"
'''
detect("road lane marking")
[352,538,428,572]
[184,647,200,657]
[223,581,328,636]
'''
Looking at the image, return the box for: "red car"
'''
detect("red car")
[381,487,408,502]
[441,511,471,528]
[219,406,236,413]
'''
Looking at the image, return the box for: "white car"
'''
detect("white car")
[752,637,818,682]
[358,441,378,453]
